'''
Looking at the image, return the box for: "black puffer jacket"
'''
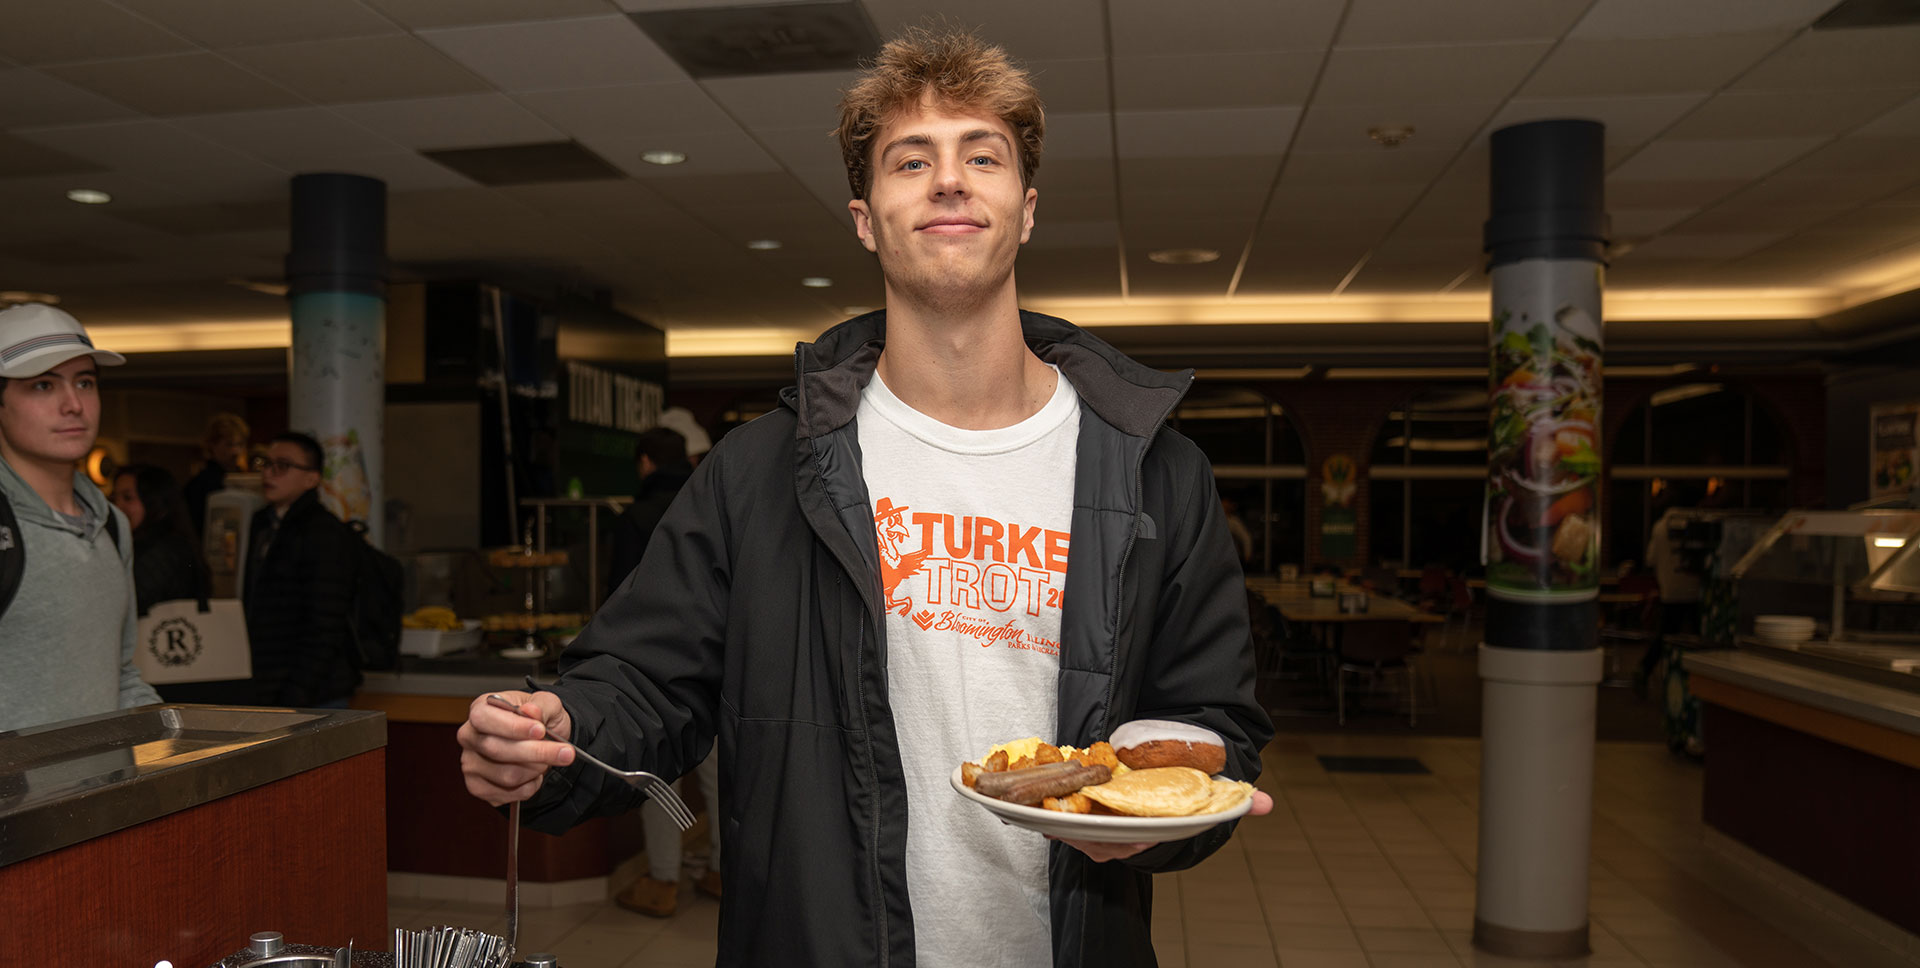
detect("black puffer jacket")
[242,489,360,706]
[525,311,1271,967]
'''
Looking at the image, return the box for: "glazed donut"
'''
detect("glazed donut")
[1108,719,1226,774]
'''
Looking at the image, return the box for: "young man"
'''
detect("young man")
[0,303,160,732]
[459,28,1272,967]
[241,431,360,708]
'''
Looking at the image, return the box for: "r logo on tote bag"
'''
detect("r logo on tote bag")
[135,598,251,684]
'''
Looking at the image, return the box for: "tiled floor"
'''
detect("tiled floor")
[388,735,1916,967]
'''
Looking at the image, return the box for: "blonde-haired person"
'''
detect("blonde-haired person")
[183,411,249,536]
[459,27,1271,967]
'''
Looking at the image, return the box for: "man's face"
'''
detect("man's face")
[0,356,101,467]
[258,440,321,507]
[849,99,1037,312]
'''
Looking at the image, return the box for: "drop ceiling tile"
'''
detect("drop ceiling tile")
[334,94,565,149]
[363,0,621,30]
[1123,188,1270,223]
[1037,113,1113,162]
[1519,33,1787,97]
[1366,233,1479,267]
[754,127,843,180]
[1123,217,1256,254]
[309,151,480,191]
[701,71,857,130]
[175,107,399,165]
[1797,204,1920,241]
[1113,107,1300,158]
[0,0,197,65]
[1731,25,1920,92]
[1033,189,1117,222]
[48,55,311,117]
[1668,204,1842,235]
[1611,207,1700,237]
[1119,156,1279,198]
[517,81,736,142]
[638,170,817,210]
[1112,51,1318,111]
[1316,44,1549,106]
[1292,101,1496,154]
[420,15,683,92]
[16,120,248,171]
[1281,148,1455,186]
[866,0,1107,61]
[0,133,107,177]
[1855,94,1920,137]
[1626,232,1788,260]
[1265,181,1426,224]
[579,127,781,177]
[1605,178,1748,208]
[1663,88,1918,141]
[0,69,143,128]
[1780,135,1920,177]
[114,0,400,47]
[1609,137,1824,182]
[1024,59,1112,114]
[1487,94,1707,153]
[1569,0,1834,39]
[1340,0,1589,45]
[1125,259,1236,297]
[225,35,493,104]
[1714,171,1917,209]
[1341,262,1472,293]
[1107,0,1344,55]
[1024,219,1119,250]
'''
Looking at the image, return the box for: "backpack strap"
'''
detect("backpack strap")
[0,492,21,621]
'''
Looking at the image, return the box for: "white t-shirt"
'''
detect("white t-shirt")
[858,365,1080,968]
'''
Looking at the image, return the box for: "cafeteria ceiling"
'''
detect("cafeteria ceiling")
[3,0,1920,365]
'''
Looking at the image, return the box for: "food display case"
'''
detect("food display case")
[1685,509,1920,944]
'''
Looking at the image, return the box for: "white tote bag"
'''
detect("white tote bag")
[134,596,252,684]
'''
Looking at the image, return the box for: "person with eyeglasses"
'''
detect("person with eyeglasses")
[241,430,360,708]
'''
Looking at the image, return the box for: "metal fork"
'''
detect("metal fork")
[485,693,696,830]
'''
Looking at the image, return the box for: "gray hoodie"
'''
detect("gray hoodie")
[0,456,160,733]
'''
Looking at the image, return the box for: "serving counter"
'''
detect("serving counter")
[0,704,387,967]
[355,660,643,906]
[1684,648,1920,942]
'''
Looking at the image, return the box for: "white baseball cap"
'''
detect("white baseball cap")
[657,406,712,457]
[0,303,125,379]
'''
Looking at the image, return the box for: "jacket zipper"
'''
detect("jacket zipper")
[1101,374,1191,735]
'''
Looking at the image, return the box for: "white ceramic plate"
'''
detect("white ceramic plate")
[950,765,1254,844]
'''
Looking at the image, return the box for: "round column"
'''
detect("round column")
[1475,119,1608,959]
[285,173,387,544]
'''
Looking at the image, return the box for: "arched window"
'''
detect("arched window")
[1369,386,1488,571]
[1172,386,1308,573]
[1609,383,1792,563]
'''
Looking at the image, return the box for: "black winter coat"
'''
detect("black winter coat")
[606,461,693,596]
[525,311,1272,967]
[242,489,360,706]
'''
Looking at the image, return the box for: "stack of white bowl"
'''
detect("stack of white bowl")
[1754,614,1816,648]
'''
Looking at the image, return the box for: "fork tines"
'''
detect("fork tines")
[650,777,697,831]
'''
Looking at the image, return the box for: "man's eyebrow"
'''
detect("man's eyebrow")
[878,133,934,162]
[959,129,1012,152]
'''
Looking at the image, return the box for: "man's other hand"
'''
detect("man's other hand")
[457,690,575,806]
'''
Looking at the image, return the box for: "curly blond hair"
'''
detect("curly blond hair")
[836,27,1045,200]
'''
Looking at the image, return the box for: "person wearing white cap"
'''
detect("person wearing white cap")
[0,302,160,732]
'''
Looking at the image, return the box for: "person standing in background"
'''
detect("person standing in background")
[243,431,360,708]
[607,427,694,595]
[183,412,249,537]
[112,463,246,704]
[0,303,159,732]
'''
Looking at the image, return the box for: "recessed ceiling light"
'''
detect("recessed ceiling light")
[66,188,112,204]
[801,277,833,288]
[1368,125,1415,148]
[0,291,59,304]
[1147,248,1220,265]
[640,150,687,166]
[746,239,783,250]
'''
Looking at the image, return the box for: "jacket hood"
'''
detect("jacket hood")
[0,456,114,538]
[783,310,1192,441]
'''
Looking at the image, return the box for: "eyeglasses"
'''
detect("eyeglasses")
[254,457,317,474]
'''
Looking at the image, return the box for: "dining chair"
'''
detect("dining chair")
[1336,620,1418,726]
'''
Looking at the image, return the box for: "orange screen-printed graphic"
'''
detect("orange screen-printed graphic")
[874,496,1068,655]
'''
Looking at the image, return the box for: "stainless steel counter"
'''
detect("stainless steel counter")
[1684,649,1920,737]
[0,704,385,867]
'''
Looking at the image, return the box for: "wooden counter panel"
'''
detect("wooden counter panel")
[0,750,387,968]
[1701,703,1920,936]
[385,721,611,882]
[1691,674,1920,770]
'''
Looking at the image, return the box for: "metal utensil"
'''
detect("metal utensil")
[485,693,695,830]
[506,800,520,956]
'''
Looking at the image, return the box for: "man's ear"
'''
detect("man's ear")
[849,198,878,253]
[1019,187,1037,245]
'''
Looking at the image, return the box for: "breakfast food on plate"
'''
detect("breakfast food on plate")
[962,725,1253,819]
[1108,719,1228,774]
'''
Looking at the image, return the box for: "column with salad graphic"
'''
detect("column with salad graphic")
[1486,267,1603,602]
